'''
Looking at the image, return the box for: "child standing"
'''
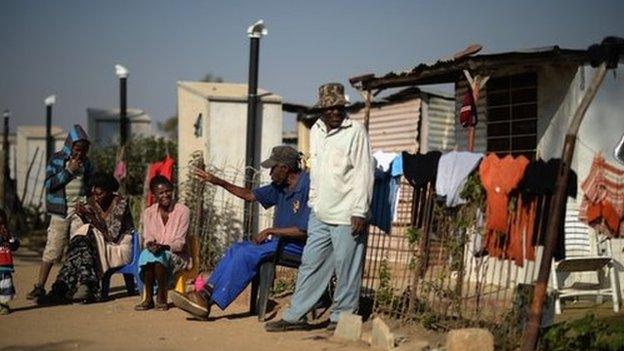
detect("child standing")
[0,209,19,314]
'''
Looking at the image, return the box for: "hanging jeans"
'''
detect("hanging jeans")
[282,212,366,323]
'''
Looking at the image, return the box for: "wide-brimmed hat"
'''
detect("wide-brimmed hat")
[260,145,301,169]
[312,83,349,110]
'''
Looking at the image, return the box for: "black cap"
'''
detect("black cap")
[260,146,300,169]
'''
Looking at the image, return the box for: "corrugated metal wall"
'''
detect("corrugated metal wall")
[351,98,421,153]
[455,79,488,152]
[422,94,456,152]
[350,94,455,270]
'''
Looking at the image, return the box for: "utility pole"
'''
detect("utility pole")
[115,64,129,146]
[44,95,56,163]
[243,20,267,241]
[0,110,9,207]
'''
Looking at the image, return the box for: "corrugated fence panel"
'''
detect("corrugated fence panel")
[351,99,421,153]
[426,95,456,152]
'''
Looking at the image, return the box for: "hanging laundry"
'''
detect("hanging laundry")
[145,155,176,206]
[503,196,537,266]
[402,151,442,189]
[373,150,397,173]
[435,151,483,207]
[479,154,529,259]
[113,146,127,181]
[480,154,530,232]
[521,158,578,198]
[579,154,624,237]
[390,154,403,222]
[520,158,578,262]
[114,160,127,181]
[459,89,478,128]
[370,152,400,233]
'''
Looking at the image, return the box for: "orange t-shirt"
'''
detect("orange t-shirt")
[479,154,530,232]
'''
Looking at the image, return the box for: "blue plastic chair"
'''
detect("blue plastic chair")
[101,230,143,300]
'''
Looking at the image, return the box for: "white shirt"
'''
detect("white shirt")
[308,117,374,225]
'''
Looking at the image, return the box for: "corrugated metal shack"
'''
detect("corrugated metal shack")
[347,44,624,324]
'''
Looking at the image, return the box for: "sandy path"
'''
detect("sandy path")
[0,250,366,351]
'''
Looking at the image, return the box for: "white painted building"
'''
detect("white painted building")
[87,108,152,145]
[15,126,65,209]
[177,81,283,241]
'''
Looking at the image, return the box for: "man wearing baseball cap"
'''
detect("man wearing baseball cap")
[170,145,310,319]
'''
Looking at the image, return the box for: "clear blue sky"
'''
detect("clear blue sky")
[1,0,622,133]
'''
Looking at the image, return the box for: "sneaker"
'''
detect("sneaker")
[326,321,338,332]
[0,304,9,315]
[26,284,46,300]
[264,319,310,332]
[170,291,210,319]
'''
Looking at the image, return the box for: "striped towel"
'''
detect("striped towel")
[579,155,624,230]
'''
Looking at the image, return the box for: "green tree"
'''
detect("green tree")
[89,136,177,196]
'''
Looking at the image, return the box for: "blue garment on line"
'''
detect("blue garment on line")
[205,172,310,310]
[370,154,403,233]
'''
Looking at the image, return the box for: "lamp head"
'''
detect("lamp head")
[2,110,9,119]
[247,20,268,38]
[45,95,56,106]
[115,64,129,79]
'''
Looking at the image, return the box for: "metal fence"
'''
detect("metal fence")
[181,151,275,272]
[362,176,557,349]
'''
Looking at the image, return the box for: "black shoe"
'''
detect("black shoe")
[264,319,310,332]
[81,293,99,305]
[26,284,46,300]
[326,321,338,332]
[134,300,155,311]
[37,292,71,306]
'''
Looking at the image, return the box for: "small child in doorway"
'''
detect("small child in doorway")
[0,209,20,314]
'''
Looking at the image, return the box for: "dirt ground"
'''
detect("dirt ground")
[0,249,369,351]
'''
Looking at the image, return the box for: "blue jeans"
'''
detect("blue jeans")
[283,212,366,323]
[207,239,303,310]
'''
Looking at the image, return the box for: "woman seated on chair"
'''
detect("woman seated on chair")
[135,175,190,311]
[39,173,134,304]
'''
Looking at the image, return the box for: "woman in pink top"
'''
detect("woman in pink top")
[135,176,190,311]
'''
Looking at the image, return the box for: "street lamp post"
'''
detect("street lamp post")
[1,110,9,207]
[44,95,56,163]
[2,110,9,174]
[115,64,129,146]
[243,20,267,242]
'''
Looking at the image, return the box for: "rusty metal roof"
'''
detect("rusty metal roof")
[350,46,589,91]
[283,86,453,120]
